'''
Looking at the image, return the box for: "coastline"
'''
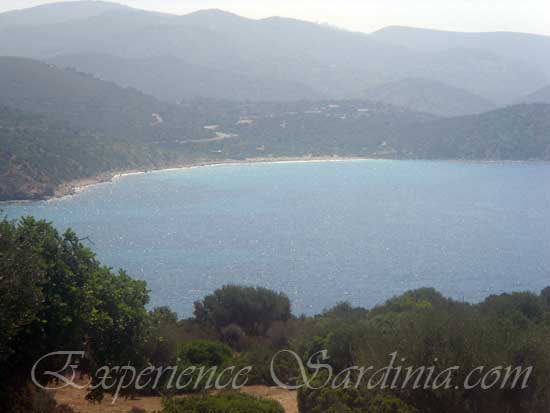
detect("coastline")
[52,155,373,201]
[3,155,548,204]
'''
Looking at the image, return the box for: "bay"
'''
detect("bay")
[4,160,550,316]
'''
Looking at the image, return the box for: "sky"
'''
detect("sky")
[1,0,549,35]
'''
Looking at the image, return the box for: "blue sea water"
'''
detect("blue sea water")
[4,160,550,317]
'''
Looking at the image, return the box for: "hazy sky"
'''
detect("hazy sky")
[1,0,549,35]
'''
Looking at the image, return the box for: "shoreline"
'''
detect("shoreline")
[3,155,549,204]
[51,156,374,201]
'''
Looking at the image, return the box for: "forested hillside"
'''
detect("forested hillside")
[396,104,550,159]
[1,57,550,201]
[0,57,215,142]
[363,78,496,117]
[0,106,171,200]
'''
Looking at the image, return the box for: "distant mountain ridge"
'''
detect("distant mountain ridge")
[0,2,548,104]
[371,25,550,78]
[364,78,496,117]
[520,85,550,104]
[49,53,328,102]
[0,1,128,29]
[0,56,235,144]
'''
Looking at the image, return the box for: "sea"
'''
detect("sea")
[4,160,550,317]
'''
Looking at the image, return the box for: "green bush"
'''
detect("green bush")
[298,386,417,413]
[178,340,233,367]
[162,392,284,413]
[194,285,291,336]
[174,340,234,393]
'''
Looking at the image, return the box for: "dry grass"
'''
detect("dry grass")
[54,384,297,413]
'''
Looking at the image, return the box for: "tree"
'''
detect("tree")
[0,217,150,410]
[194,285,292,336]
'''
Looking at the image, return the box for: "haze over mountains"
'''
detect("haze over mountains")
[363,78,497,117]
[520,85,550,104]
[1,1,549,111]
[1,1,550,200]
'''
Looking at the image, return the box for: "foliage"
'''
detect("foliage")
[194,285,292,336]
[177,340,233,368]
[162,391,284,413]
[172,340,234,393]
[0,105,173,201]
[295,288,550,413]
[298,387,418,413]
[0,217,150,410]
[143,306,181,367]
[3,215,550,412]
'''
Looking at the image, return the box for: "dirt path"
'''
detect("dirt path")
[54,385,297,413]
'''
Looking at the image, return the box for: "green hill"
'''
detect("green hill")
[0,106,171,201]
[363,78,496,117]
[397,104,550,159]
[1,57,550,201]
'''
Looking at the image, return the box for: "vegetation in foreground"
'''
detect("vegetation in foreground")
[2,217,550,412]
[163,392,284,413]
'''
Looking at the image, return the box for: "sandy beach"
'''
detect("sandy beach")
[52,156,373,201]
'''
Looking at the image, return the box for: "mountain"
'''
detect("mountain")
[207,102,550,161]
[0,3,547,103]
[371,26,550,78]
[0,56,219,143]
[363,78,496,117]
[1,55,549,200]
[520,85,550,103]
[49,53,327,102]
[0,105,169,201]
[0,1,127,29]
[397,104,550,159]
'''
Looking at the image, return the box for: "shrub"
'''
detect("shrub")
[194,285,291,336]
[298,387,417,413]
[162,391,284,413]
[178,340,233,367]
[174,340,234,393]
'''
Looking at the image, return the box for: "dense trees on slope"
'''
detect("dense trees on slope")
[1,57,550,201]
[0,57,215,143]
[363,77,496,117]
[0,106,171,200]
[398,104,550,159]
[2,68,550,202]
